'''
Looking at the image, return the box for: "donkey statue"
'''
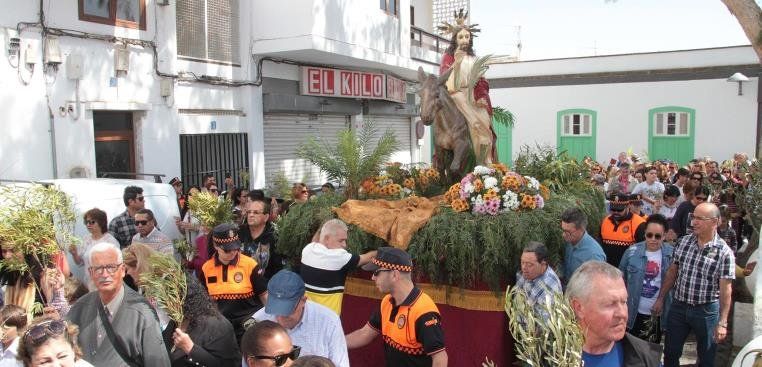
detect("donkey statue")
[416,66,472,182]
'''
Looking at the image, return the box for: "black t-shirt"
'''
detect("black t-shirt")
[239,222,284,279]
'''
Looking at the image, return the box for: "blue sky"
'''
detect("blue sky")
[470,0,752,60]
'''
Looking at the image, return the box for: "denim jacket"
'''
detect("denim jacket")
[619,241,674,330]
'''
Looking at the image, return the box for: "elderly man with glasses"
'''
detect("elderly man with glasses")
[108,186,145,249]
[66,242,170,366]
[653,202,735,367]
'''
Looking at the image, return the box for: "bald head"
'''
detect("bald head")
[692,202,720,239]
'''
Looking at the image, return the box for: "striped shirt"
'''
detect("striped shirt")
[300,242,360,315]
[672,233,735,305]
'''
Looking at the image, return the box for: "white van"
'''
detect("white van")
[40,179,182,280]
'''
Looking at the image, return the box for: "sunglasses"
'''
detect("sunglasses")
[254,345,301,366]
[89,263,122,274]
[645,232,663,240]
[135,196,145,201]
[24,319,66,346]
[373,269,392,277]
[85,220,96,225]
[135,220,149,226]
[694,196,708,202]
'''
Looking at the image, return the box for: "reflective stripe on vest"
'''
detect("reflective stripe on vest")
[601,216,645,246]
[379,291,439,355]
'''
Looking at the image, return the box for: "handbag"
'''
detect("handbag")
[97,303,144,367]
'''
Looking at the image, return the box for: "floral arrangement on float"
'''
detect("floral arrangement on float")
[360,162,444,199]
[443,163,550,215]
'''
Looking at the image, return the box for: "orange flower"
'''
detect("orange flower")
[473,178,484,192]
[451,198,470,212]
[403,178,416,189]
[483,188,499,201]
[419,175,430,187]
[490,163,509,175]
[448,183,461,194]
[501,174,524,192]
[361,178,375,192]
[519,194,537,209]
[425,168,440,180]
[539,184,550,200]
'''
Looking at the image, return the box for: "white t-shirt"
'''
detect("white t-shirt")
[0,337,22,367]
[638,249,663,315]
[632,181,666,216]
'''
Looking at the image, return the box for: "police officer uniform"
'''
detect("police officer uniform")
[199,223,268,341]
[601,193,646,267]
[363,248,446,367]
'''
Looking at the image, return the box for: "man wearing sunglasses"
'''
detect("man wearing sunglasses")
[200,223,269,343]
[66,242,170,366]
[108,185,145,249]
[251,270,349,367]
[653,203,735,367]
[346,247,447,367]
[131,208,175,257]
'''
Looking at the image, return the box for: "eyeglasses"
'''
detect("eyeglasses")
[692,215,717,221]
[135,196,145,201]
[23,319,66,346]
[373,269,392,277]
[694,196,708,202]
[135,220,149,226]
[85,220,96,225]
[88,263,122,274]
[645,232,663,240]
[301,190,308,194]
[254,345,301,366]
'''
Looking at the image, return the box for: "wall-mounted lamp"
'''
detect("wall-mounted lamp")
[8,37,20,55]
[727,72,750,96]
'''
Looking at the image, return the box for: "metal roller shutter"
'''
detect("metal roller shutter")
[263,114,349,187]
[366,115,413,164]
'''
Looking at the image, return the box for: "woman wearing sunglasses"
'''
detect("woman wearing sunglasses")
[241,320,299,367]
[70,208,119,289]
[619,214,674,344]
[16,317,93,367]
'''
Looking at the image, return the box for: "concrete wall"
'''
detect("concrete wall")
[491,77,757,164]
[0,1,263,187]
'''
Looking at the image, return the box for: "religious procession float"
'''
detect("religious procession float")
[273,10,606,366]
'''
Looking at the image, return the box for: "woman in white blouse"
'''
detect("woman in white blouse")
[68,208,119,289]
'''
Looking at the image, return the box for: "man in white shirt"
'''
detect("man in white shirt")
[0,305,27,367]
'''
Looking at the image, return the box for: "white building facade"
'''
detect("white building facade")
[0,0,444,190]
[487,46,760,165]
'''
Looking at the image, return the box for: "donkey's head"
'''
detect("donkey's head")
[417,66,452,126]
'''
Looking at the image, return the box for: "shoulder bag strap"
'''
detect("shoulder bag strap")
[97,304,143,367]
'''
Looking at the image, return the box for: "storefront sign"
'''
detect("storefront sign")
[301,66,406,103]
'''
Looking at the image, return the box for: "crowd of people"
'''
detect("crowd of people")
[0,149,759,367]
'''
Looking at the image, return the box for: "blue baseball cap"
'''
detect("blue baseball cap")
[265,270,305,316]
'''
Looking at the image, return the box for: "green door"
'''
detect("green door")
[648,107,695,165]
[557,109,597,161]
[493,118,513,165]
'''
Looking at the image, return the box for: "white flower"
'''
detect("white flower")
[403,188,412,195]
[525,176,540,190]
[473,195,485,206]
[473,165,492,176]
[484,176,498,189]
[464,182,475,194]
[502,191,519,210]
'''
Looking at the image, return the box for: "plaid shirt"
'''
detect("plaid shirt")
[673,233,735,305]
[515,266,563,317]
[108,210,136,249]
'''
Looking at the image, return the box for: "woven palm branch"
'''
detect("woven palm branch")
[139,253,186,324]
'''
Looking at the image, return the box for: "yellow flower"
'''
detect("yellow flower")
[483,188,499,202]
[403,178,416,189]
[539,184,550,200]
[473,178,484,192]
[519,194,537,209]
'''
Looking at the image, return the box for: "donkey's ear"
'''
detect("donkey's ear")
[438,68,453,85]
[417,66,426,83]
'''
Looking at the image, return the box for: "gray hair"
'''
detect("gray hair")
[522,241,549,264]
[87,242,123,264]
[565,261,622,302]
[319,219,348,243]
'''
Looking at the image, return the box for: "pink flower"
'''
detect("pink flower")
[472,202,487,214]
[485,198,500,215]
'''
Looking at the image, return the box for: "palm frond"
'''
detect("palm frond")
[492,106,515,127]
[467,54,492,102]
[140,253,187,324]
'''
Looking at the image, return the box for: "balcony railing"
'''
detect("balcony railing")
[410,26,449,65]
